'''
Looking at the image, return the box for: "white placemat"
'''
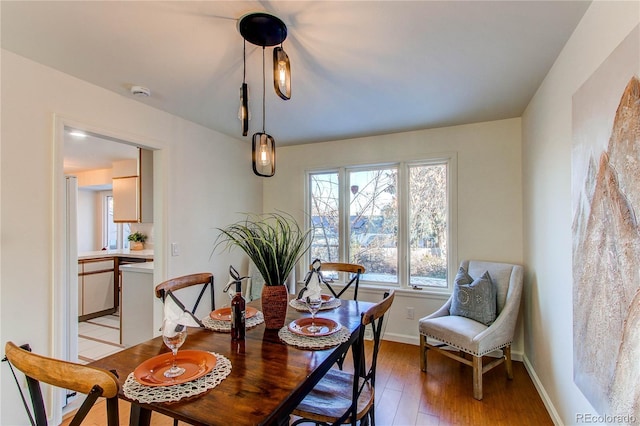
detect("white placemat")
[289,298,342,312]
[202,311,264,332]
[123,352,231,404]
[278,325,350,350]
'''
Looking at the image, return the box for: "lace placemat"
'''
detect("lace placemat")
[278,325,350,350]
[289,298,342,312]
[201,311,264,332]
[123,352,232,404]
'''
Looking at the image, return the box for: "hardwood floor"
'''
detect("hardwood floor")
[62,341,552,425]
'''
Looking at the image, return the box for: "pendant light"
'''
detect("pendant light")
[252,47,276,177]
[240,39,249,137]
[273,46,291,100]
[238,12,290,177]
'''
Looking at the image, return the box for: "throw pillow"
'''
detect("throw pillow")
[450,270,497,326]
[454,266,473,286]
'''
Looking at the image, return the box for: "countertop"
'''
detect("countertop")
[120,261,154,273]
[78,249,154,261]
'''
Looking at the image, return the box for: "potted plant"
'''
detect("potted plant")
[128,231,147,251]
[214,212,313,328]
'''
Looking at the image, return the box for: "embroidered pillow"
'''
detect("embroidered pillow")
[450,270,497,326]
[454,266,473,286]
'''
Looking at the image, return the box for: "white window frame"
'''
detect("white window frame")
[306,154,457,294]
[103,192,130,250]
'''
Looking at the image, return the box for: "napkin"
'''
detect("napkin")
[163,290,203,328]
[223,265,249,297]
[298,259,323,301]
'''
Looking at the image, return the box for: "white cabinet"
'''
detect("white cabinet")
[120,262,154,346]
[113,176,139,222]
[78,258,116,321]
[112,148,153,223]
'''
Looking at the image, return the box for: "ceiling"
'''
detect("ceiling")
[2,1,590,150]
[63,129,139,174]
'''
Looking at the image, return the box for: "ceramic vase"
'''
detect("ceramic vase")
[261,284,288,329]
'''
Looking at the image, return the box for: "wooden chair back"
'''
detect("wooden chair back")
[155,272,215,314]
[3,341,119,426]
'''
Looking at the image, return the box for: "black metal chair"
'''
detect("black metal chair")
[3,341,120,426]
[292,290,395,426]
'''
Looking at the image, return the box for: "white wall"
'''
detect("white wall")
[521,2,640,424]
[263,118,524,347]
[0,50,261,425]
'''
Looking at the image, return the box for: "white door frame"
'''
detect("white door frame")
[52,114,165,423]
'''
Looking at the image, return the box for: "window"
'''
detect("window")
[104,194,130,249]
[308,156,455,291]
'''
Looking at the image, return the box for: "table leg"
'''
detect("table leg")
[129,403,152,426]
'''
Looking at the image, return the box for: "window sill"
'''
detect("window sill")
[295,281,451,301]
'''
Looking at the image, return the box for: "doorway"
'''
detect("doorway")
[51,114,167,419]
[53,116,161,417]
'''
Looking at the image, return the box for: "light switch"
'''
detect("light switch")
[171,242,179,256]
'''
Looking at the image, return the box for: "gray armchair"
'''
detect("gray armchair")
[419,260,523,400]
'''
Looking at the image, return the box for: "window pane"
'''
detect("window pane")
[349,168,398,283]
[310,172,339,262]
[122,223,131,249]
[106,196,117,249]
[409,164,447,287]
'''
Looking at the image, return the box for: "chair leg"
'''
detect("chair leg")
[106,397,119,426]
[472,355,483,400]
[504,345,513,380]
[420,335,427,372]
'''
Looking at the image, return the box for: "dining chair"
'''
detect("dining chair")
[309,261,366,301]
[418,260,523,400]
[155,272,215,316]
[292,290,395,426]
[3,341,119,426]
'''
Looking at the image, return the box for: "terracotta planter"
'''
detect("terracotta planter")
[130,241,144,251]
[261,285,289,329]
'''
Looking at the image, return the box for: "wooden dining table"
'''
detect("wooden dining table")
[90,296,374,426]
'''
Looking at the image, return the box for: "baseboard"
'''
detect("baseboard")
[523,354,562,425]
[383,332,420,345]
[382,332,525,362]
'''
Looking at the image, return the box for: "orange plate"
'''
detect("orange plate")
[134,350,216,387]
[297,294,335,305]
[209,306,259,321]
[288,317,341,337]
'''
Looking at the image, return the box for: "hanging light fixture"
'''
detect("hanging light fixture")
[238,12,290,177]
[273,46,291,100]
[251,47,276,177]
[240,39,249,137]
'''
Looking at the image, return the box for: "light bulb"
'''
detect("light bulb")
[278,61,287,88]
[259,138,271,166]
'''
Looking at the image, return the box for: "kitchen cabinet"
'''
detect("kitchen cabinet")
[78,258,116,321]
[112,148,153,223]
[120,262,154,346]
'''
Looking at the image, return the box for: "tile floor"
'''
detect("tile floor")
[77,314,124,363]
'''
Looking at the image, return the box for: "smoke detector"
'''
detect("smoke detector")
[130,85,151,97]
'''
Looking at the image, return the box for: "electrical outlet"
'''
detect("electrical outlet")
[406,307,415,320]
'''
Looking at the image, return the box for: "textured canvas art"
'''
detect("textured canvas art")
[572,26,640,419]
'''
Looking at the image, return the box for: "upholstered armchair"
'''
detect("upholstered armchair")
[419,260,523,400]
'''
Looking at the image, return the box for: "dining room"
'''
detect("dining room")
[1,2,639,426]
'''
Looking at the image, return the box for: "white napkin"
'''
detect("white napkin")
[299,259,323,301]
[163,290,203,328]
